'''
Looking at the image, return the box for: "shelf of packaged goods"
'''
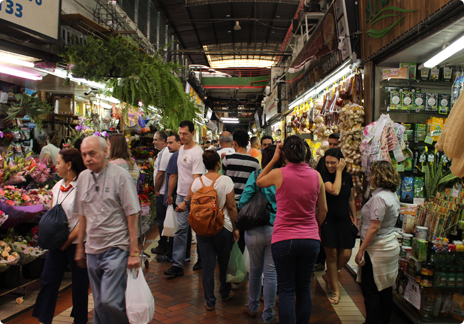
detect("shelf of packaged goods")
[393,293,460,324]
[379,108,449,116]
[380,79,453,89]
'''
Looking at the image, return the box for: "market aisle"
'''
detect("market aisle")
[5,225,368,324]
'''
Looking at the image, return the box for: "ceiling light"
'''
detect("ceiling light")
[234,21,241,31]
[423,35,464,68]
[228,30,232,33]
[222,120,239,124]
[221,117,239,121]
[0,56,35,68]
[226,14,230,17]
[0,66,42,80]
[276,15,280,18]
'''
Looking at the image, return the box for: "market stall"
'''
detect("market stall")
[358,0,464,322]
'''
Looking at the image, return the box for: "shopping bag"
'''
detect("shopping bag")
[125,268,155,324]
[243,247,250,273]
[226,242,248,283]
[162,205,178,237]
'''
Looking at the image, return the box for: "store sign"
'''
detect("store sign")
[0,0,60,41]
[359,0,454,60]
[270,66,285,90]
[286,3,343,104]
[265,88,278,122]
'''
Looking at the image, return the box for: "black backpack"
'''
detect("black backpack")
[38,189,74,250]
[235,171,273,231]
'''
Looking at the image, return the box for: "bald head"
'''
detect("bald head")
[81,136,108,172]
[219,131,233,148]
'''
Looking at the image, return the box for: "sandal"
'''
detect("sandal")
[205,302,215,311]
[329,294,340,305]
[322,272,332,294]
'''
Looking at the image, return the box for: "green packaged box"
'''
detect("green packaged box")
[414,177,424,198]
[420,69,430,81]
[439,94,450,114]
[414,93,425,111]
[412,238,428,261]
[415,124,427,141]
[456,269,464,288]
[436,268,448,287]
[402,91,414,110]
[430,67,440,81]
[442,67,453,81]
[400,63,417,80]
[390,90,401,109]
[426,93,438,111]
[447,269,456,287]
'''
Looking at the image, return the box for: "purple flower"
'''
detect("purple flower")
[0,131,3,138]
[94,131,101,136]
[101,131,108,137]
[75,125,82,131]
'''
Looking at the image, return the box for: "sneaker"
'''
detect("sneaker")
[244,304,257,318]
[151,246,167,255]
[156,255,173,262]
[221,292,234,301]
[164,266,184,277]
[193,260,202,270]
[313,263,325,272]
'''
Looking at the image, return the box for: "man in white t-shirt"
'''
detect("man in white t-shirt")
[217,131,235,158]
[152,131,172,255]
[164,121,206,278]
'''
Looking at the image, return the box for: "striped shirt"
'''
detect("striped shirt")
[222,153,260,204]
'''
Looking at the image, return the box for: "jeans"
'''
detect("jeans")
[155,195,168,249]
[245,226,277,323]
[32,244,89,324]
[361,252,393,324]
[272,239,320,324]
[87,247,129,324]
[196,228,233,308]
[172,195,191,268]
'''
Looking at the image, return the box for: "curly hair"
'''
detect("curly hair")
[370,161,401,192]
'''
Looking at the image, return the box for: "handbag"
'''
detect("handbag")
[38,189,74,250]
[235,171,273,231]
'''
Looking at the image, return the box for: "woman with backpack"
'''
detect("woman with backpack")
[188,150,239,311]
[33,148,89,324]
[256,136,328,324]
[238,145,281,323]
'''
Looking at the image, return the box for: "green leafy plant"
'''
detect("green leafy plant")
[1,93,52,129]
[424,159,459,200]
[61,36,199,130]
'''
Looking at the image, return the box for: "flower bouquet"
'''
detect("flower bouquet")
[8,241,45,266]
[0,187,52,228]
[0,240,20,273]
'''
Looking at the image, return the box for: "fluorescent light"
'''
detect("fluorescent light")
[0,66,42,80]
[99,102,112,109]
[222,120,239,124]
[221,117,239,121]
[0,56,35,68]
[424,35,464,68]
[96,94,120,104]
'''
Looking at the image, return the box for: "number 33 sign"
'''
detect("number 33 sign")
[0,0,60,41]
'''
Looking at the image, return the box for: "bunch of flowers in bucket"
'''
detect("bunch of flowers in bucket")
[0,186,52,208]
[75,117,108,138]
[3,228,46,266]
[0,240,20,273]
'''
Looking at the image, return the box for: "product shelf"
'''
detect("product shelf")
[0,278,39,298]
[393,293,460,324]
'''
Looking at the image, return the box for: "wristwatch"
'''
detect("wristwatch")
[183,199,191,205]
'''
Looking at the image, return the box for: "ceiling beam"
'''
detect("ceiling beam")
[265,3,279,44]
[168,50,292,55]
[207,5,219,45]
[185,6,209,63]
[185,0,301,6]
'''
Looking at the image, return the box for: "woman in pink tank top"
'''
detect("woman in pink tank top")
[257,136,327,324]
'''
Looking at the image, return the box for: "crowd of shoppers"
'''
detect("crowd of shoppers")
[31,121,402,324]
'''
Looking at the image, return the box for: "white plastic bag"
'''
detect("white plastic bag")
[125,268,155,324]
[162,205,178,237]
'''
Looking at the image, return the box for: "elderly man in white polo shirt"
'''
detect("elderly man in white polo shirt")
[74,136,141,324]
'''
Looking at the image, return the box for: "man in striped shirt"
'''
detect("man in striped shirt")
[222,130,260,207]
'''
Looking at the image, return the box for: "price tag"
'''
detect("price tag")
[397,165,405,172]
[452,189,459,198]
[404,278,421,310]
[424,136,434,145]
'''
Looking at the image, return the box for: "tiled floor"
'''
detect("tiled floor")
[4,226,368,324]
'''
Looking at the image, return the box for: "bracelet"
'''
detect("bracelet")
[130,253,140,257]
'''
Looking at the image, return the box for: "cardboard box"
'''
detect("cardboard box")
[382,68,408,80]
[399,63,417,80]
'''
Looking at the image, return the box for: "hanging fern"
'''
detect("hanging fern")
[1,93,52,129]
[61,36,199,130]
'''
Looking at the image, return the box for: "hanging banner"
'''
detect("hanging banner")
[265,88,279,122]
[0,0,60,41]
[286,3,341,104]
